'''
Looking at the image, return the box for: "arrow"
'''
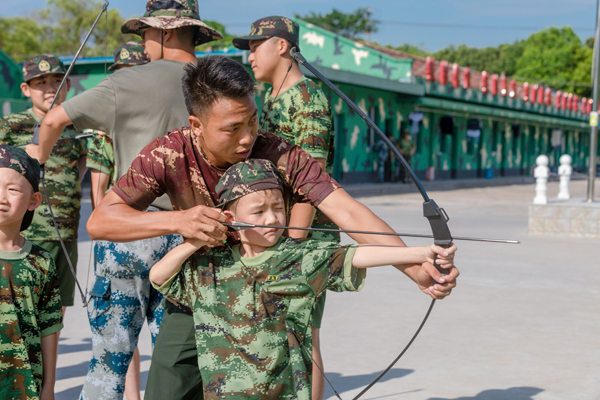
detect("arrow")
[223,222,519,244]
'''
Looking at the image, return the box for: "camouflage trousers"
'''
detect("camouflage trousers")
[80,234,183,400]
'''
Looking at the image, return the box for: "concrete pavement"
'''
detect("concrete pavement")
[55,179,599,400]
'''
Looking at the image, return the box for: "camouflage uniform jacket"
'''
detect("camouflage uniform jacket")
[113,128,340,220]
[0,241,63,400]
[0,109,87,240]
[154,237,364,399]
[260,76,339,242]
[86,134,116,187]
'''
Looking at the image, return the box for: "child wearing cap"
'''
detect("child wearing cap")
[149,159,456,400]
[0,54,87,315]
[0,145,63,400]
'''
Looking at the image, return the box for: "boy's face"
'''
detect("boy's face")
[0,168,42,229]
[225,189,285,248]
[189,94,259,169]
[20,74,70,113]
[248,38,282,84]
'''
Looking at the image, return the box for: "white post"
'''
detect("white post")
[534,155,550,204]
[558,154,573,200]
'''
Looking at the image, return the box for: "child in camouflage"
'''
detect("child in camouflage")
[149,158,457,400]
[0,145,63,400]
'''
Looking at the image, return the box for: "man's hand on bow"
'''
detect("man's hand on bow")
[412,259,459,300]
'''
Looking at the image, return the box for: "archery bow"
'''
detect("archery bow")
[288,47,456,399]
[29,1,110,307]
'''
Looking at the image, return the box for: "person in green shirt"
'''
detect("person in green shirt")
[149,158,457,400]
[0,54,87,316]
[0,145,63,400]
[233,16,338,398]
[395,130,416,183]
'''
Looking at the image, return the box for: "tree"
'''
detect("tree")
[196,20,235,52]
[295,8,378,40]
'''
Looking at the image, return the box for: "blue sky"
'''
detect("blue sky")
[0,0,597,51]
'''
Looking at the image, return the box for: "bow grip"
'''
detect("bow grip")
[423,199,453,276]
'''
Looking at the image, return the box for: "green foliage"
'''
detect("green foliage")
[391,43,430,57]
[195,20,235,52]
[0,0,136,62]
[295,8,378,39]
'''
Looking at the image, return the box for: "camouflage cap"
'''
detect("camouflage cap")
[232,16,299,50]
[121,0,223,46]
[108,41,149,72]
[22,54,66,83]
[0,145,41,231]
[216,159,284,208]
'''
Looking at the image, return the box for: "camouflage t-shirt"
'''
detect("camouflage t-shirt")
[0,241,63,400]
[86,133,115,186]
[0,109,86,241]
[260,76,338,242]
[112,128,340,220]
[154,237,364,400]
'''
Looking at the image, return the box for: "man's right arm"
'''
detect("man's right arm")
[87,190,228,245]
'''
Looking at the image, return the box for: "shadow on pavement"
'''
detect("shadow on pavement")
[324,368,413,398]
[428,386,544,400]
[56,384,83,399]
[57,361,89,380]
[58,337,92,354]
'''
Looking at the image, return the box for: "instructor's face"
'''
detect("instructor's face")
[140,27,163,61]
[189,94,259,169]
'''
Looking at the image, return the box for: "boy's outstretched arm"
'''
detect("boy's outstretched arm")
[318,188,459,299]
[149,239,207,286]
[40,332,58,400]
[352,244,457,269]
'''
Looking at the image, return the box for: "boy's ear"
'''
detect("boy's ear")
[28,192,42,211]
[65,77,71,92]
[222,210,235,223]
[20,82,31,98]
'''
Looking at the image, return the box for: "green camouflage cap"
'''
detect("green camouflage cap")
[216,159,284,208]
[108,41,149,72]
[233,16,299,50]
[121,0,223,46]
[22,54,66,83]
[0,145,41,231]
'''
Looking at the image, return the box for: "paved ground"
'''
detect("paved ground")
[56,179,599,400]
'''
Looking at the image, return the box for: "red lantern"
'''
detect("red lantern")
[426,56,435,82]
[491,74,498,96]
[556,91,562,109]
[544,87,551,106]
[462,67,470,89]
[581,97,587,113]
[530,84,538,103]
[573,94,579,112]
[439,60,448,85]
[509,79,516,98]
[566,93,573,110]
[481,71,489,94]
[537,86,544,104]
[451,63,459,88]
[501,76,507,96]
[561,92,567,109]
[523,82,530,102]
[589,98,594,114]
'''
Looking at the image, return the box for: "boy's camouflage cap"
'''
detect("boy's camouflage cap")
[216,159,284,208]
[122,0,223,46]
[108,41,149,72]
[0,145,41,231]
[22,54,66,83]
[232,16,299,50]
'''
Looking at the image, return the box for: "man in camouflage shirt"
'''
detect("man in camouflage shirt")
[233,16,337,399]
[148,159,456,399]
[0,54,87,313]
[87,56,459,399]
[0,145,63,400]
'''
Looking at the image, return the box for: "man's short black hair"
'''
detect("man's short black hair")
[182,56,256,119]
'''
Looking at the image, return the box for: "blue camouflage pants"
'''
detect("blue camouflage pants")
[80,234,183,400]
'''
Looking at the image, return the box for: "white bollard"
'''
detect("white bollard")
[557,154,572,200]
[534,155,550,204]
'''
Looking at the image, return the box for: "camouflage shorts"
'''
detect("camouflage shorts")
[80,233,182,400]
